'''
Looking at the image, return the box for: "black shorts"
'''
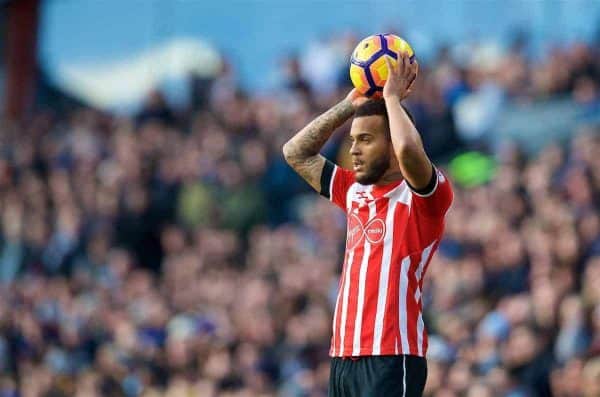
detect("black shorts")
[328,355,427,397]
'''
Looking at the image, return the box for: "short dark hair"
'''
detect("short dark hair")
[354,98,416,128]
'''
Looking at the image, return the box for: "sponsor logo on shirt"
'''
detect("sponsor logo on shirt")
[347,214,386,250]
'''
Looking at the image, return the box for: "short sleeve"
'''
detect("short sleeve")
[409,166,453,218]
[320,160,355,210]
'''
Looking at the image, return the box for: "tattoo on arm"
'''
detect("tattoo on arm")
[283,99,355,191]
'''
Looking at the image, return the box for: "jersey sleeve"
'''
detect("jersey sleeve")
[407,165,453,218]
[319,159,355,210]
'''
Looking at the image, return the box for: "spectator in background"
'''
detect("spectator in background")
[136,90,176,127]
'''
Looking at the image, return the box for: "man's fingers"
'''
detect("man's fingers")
[407,73,416,90]
[395,52,403,79]
[406,60,417,87]
[410,58,418,77]
[384,52,418,95]
[384,55,394,77]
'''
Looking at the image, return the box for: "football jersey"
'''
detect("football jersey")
[320,161,453,357]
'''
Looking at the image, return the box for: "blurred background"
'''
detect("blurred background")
[0,0,600,396]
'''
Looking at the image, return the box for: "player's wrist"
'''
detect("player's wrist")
[341,97,359,113]
[383,93,402,103]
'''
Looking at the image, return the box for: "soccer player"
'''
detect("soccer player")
[283,53,453,396]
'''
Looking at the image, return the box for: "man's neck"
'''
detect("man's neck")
[376,170,403,186]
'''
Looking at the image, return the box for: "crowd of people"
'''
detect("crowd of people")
[0,32,599,397]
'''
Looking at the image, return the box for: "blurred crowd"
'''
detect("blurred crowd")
[0,31,599,397]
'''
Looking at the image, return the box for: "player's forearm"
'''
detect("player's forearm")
[385,96,433,190]
[384,96,425,159]
[283,99,354,162]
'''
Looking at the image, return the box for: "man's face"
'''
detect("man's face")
[349,115,391,185]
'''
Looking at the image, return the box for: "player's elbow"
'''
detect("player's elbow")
[282,141,298,165]
[283,139,318,167]
[282,141,292,162]
[394,141,422,162]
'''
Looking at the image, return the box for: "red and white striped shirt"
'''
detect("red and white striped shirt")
[322,162,453,357]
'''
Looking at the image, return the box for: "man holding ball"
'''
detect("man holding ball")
[283,48,453,396]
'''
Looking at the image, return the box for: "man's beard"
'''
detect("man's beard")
[356,152,391,185]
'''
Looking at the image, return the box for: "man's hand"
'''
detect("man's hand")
[383,52,418,101]
[345,88,369,110]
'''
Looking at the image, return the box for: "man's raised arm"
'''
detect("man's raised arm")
[282,91,365,192]
[383,53,434,191]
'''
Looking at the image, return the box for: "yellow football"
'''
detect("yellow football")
[349,34,415,97]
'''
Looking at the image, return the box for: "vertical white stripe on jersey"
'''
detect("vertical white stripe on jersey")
[328,165,338,201]
[417,312,425,356]
[335,183,361,356]
[414,240,436,302]
[331,296,338,353]
[414,240,436,356]
[371,198,398,355]
[337,183,361,356]
[399,255,411,354]
[396,182,413,208]
[331,258,345,355]
[352,198,376,356]
[338,249,354,356]
[415,240,435,282]
[346,183,360,212]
